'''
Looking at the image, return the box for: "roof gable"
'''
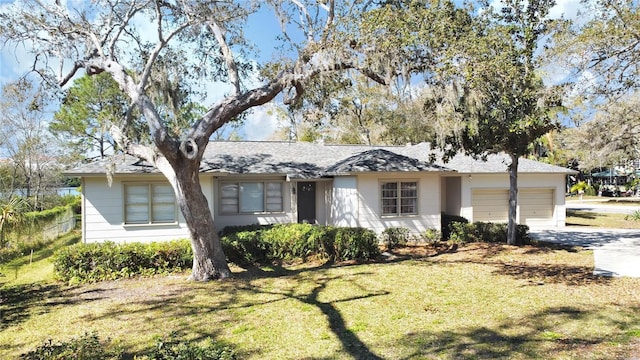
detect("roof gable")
[326,149,448,174]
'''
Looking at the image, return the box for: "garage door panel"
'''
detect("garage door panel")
[520,189,554,226]
[472,189,509,223]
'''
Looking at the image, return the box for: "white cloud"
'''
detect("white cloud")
[240,104,279,140]
[549,0,583,19]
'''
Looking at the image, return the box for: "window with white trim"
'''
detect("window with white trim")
[220,181,283,214]
[381,181,418,216]
[124,183,176,224]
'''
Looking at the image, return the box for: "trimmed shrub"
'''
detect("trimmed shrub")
[55,224,382,283]
[332,227,380,261]
[421,228,442,244]
[220,224,380,265]
[449,221,530,245]
[441,213,469,240]
[140,333,236,360]
[53,240,192,284]
[220,227,269,265]
[20,332,235,360]
[381,227,410,250]
[20,332,121,360]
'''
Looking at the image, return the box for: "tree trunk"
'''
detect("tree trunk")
[507,154,519,245]
[173,161,232,281]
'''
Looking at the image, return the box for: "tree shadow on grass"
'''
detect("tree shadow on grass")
[390,305,640,359]
[379,242,609,286]
[0,283,93,332]
[71,262,389,360]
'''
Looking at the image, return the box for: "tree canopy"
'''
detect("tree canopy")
[0,0,391,280]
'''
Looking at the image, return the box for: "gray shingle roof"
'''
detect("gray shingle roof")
[325,149,448,174]
[66,141,577,177]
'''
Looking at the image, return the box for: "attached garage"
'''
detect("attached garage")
[519,188,554,226]
[471,189,509,223]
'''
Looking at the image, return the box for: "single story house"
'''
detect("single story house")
[66,141,577,244]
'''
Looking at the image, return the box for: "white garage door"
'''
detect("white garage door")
[472,189,509,223]
[519,189,554,226]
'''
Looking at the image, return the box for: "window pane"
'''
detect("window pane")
[126,185,148,204]
[151,185,175,223]
[220,183,239,213]
[126,204,149,223]
[125,185,149,223]
[152,203,175,222]
[381,182,397,199]
[221,183,238,198]
[401,182,417,197]
[152,184,174,203]
[400,198,417,214]
[265,182,283,212]
[240,182,264,212]
[382,198,397,215]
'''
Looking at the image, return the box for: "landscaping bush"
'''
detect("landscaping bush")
[441,213,469,240]
[449,221,530,245]
[20,332,236,360]
[55,224,381,283]
[421,228,442,244]
[53,240,192,284]
[332,227,380,261]
[260,223,326,261]
[626,210,640,222]
[381,227,410,250]
[220,224,380,265]
[220,227,269,265]
[140,333,236,360]
[20,332,121,360]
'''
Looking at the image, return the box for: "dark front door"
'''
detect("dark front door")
[297,182,316,223]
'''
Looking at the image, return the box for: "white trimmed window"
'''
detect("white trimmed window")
[381,181,418,216]
[124,183,176,224]
[220,181,283,214]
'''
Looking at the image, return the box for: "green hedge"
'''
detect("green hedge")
[53,224,381,283]
[53,240,192,284]
[449,221,530,244]
[20,332,236,360]
[21,196,81,227]
[220,223,380,265]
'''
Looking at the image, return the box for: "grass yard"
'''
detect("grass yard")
[567,209,640,229]
[1,231,640,359]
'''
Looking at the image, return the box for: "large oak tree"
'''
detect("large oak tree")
[0,0,387,280]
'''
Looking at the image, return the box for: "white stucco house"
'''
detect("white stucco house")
[66,141,577,244]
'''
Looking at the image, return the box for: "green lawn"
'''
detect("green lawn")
[1,230,640,359]
[567,209,640,229]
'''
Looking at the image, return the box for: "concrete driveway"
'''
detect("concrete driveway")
[529,227,640,278]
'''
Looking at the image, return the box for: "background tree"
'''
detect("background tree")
[552,0,640,174]
[0,0,388,280]
[0,79,64,210]
[52,72,128,159]
[439,0,562,245]
[555,0,640,96]
[357,0,562,244]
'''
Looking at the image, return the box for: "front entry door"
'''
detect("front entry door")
[297,182,316,223]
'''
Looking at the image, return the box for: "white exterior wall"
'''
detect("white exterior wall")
[81,175,198,243]
[331,176,359,227]
[460,173,568,227]
[331,173,441,235]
